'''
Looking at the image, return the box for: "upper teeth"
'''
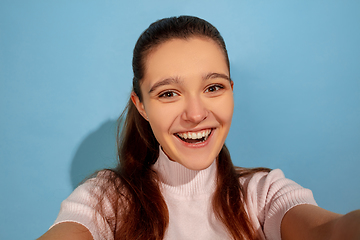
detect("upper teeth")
[177,129,211,139]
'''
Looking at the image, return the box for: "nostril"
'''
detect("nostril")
[181,98,209,123]
[183,109,208,123]
[183,112,208,123]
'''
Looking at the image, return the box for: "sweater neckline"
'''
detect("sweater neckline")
[152,146,217,196]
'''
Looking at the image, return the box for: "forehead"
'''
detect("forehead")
[141,37,229,88]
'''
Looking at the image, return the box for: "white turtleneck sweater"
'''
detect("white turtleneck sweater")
[51,148,317,240]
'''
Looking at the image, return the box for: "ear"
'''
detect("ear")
[230,80,234,91]
[131,92,149,121]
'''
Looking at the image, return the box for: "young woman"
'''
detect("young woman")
[39,16,360,240]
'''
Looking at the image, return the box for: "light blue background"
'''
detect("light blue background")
[1,1,359,239]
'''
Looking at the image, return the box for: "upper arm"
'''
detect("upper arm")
[281,204,342,240]
[37,222,93,240]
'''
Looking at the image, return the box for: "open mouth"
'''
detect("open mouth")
[175,129,212,144]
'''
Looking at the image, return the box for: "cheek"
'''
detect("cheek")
[147,103,179,135]
[211,95,234,125]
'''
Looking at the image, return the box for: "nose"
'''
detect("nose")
[181,96,208,124]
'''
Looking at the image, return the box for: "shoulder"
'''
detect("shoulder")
[66,170,121,204]
[51,170,124,240]
[239,168,316,210]
[238,168,310,198]
[238,168,289,193]
[238,168,317,239]
[238,167,282,182]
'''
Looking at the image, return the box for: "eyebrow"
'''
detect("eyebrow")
[148,72,230,94]
[149,77,181,93]
[204,72,230,81]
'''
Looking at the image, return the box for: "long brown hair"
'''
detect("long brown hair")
[95,16,269,240]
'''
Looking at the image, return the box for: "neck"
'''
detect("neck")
[152,146,217,196]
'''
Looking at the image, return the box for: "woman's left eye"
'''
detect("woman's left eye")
[205,84,224,93]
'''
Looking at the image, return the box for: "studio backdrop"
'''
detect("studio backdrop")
[1,1,359,239]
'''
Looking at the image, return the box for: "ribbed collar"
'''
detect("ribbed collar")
[152,146,217,196]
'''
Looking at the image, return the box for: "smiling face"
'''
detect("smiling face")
[131,37,234,170]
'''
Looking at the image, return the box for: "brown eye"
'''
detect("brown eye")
[159,91,178,98]
[205,84,224,93]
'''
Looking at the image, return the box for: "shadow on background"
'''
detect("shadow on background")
[70,119,119,189]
